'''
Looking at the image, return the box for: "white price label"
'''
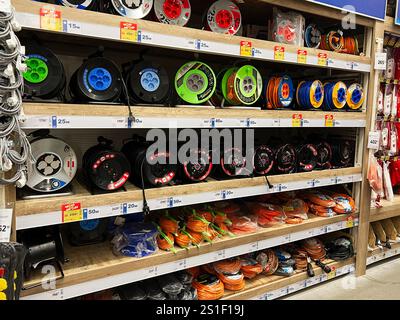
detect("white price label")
[51,116,71,128]
[273,119,280,127]
[375,52,387,70]
[214,249,226,261]
[368,131,380,150]
[248,242,259,252]
[0,209,12,242]
[174,259,187,271]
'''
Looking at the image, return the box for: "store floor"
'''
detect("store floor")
[284,256,400,300]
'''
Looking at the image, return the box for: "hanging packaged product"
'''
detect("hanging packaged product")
[107,0,153,18]
[296,80,324,110]
[82,137,130,191]
[26,131,77,193]
[390,122,398,154]
[175,61,216,104]
[383,161,394,201]
[265,75,294,109]
[323,82,347,111]
[220,65,263,106]
[346,83,365,111]
[205,0,241,35]
[304,24,321,48]
[391,85,398,118]
[154,0,191,26]
[383,84,393,117]
[124,60,170,104]
[23,44,66,101]
[377,85,384,115]
[271,7,305,46]
[385,49,395,80]
[368,155,384,204]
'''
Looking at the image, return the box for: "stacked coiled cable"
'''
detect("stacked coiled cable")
[0,7,32,187]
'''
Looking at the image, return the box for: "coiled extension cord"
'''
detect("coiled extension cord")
[0,5,33,187]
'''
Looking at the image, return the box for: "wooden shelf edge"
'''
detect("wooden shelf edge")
[20,213,357,298]
[370,196,400,222]
[221,258,355,300]
[13,0,371,71]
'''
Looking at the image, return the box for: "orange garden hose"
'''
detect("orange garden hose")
[159,212,179,234]
[330,193,356,214]
[174,230,192,248]
[187,211,210,233]
[240,257,263,279]
[217,272,245,291]
[157,231,176,252]
[300,191,336,208]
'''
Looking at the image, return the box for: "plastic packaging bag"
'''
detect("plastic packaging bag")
[245,202,286,227]
[368,155,384,199]
[271,7,305,46]
[283,199,309,220]
[383,161,394,201]
[111,222,158,258]
[117,283,147,300]
[157,274,184,296]
[142,279,167,300]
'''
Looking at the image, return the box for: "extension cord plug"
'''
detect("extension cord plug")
[16,171,26,188]
[10,19,21,32]
[7,92,18,107]
[2,158,12,172]
[16,56,26,73]
[6,36,17,50]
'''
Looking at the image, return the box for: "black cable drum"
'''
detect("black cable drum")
[181,149,213,183]
[68,218,110,246]
[125,60,170,104]
[331,139,354,168]
[274,144,297,174]
[214,147,247,178]
[70,56,122,102]
[315,141,332,169]
[296,144,318,172]
[253,145,274,176]
[122,138,177,188]
[58,0,98,10]
[23,44,66,100]
[83,137,131,191]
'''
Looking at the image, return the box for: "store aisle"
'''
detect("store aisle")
[284,257,400,300]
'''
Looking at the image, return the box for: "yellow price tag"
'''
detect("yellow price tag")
[274,46,285,61]
[346,216,354,228]
[327,269,336,280]
[325,114,334,127]
[317,53,327,66]
[240,41,252,57]
[40,7,62,32]
[297,49,307,64]
[62,202,82,223]
[292,114,302,127]
[120,21,138,42]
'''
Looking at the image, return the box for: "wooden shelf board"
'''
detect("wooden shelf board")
[221,258,354,300]
[21,213,355,297]
[15,167,361,217]
[21,102,367,120]
[370,195,400,222]
[14,0,371,71]
[385,16,400,35]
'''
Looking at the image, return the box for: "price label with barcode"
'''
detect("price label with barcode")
[0,209,12,243]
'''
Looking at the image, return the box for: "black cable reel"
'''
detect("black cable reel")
[82,137,131,192]
[70,48,122,102]
[23,43,66,100]
[124,59,170,104]
[122,135,178,188]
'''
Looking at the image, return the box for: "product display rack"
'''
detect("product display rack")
[360,16,400,269]
[1,0,382,301]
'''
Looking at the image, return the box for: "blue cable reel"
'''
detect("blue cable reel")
[323,81,347,111]
[346,83,365,111]
[296,80,324,110]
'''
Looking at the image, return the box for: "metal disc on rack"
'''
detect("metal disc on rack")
[175,61,216,104]
[71,57,122,102]
[233,65,262,105]
[154,0,191,26]
[206,0,241,35]
[111,0,153,18]
[23,44,65,100]
[27,137,77,193]
[305,24,321,48]
[58,0,95,9]
[127,61,170,103]
[346,83,364,110]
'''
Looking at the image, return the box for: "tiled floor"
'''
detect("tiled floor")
[284,256,400,300]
